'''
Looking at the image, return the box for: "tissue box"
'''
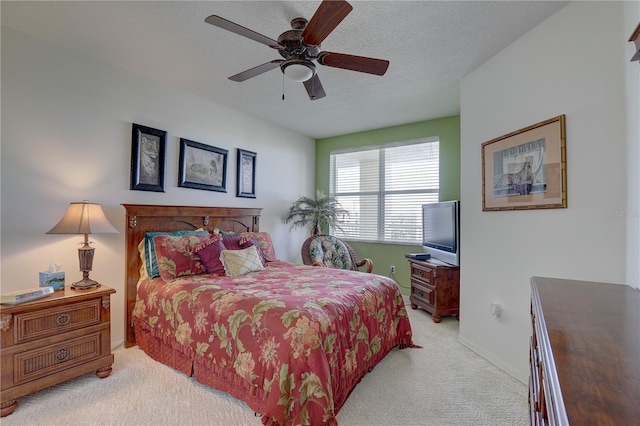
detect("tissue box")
[39,271,65,291]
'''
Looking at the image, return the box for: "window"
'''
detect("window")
[330,138,439,244]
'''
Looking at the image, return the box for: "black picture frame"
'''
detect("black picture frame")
[236,149,256,198]
[178,138,228,192]
[130,123,166,192]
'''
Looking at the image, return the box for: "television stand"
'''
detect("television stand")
[408,259,460,322]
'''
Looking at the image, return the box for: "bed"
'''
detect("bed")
[123,204,416,426]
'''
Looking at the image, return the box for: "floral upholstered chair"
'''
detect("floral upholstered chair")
[301,235,373,273]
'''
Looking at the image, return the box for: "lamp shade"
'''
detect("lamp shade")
[281,60,316,83]
[47,201,118,235]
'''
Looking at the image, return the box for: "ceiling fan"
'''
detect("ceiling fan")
[205,0,389,100]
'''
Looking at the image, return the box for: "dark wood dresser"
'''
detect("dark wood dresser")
[408,259,459,322]
[529,276,639,425]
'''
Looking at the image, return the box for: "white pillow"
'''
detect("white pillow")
[219,245,265,277]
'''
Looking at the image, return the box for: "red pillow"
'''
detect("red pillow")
[240,232,279,262]
[152,233,210,281]
[195,236,227,275]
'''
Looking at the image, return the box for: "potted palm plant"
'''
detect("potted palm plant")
[285,190,349,236]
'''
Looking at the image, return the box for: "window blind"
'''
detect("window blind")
[330,138,439,244]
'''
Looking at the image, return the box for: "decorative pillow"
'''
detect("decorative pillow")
[219,245,265,277]
[221,233,265,264]
[144,229,209,278]
[152,233,210,281]
[239,232,279,262]
[214,228,236,236]
[195,235,227,275]
[220,232,246,250]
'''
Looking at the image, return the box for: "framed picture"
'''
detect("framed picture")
[236,149,256,198]
[178,138,228,192]
[482,114,566,211]
[130,123,166,192]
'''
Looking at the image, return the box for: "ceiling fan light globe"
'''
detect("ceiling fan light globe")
[282,61,315,82]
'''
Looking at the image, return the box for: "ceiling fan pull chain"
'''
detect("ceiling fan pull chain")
[282,73,285,100]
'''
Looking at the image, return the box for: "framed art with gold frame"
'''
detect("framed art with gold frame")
[482,115,566,211]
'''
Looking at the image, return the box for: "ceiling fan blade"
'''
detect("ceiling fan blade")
[205,15,282,49]
[317,51,389,76]
[303,74,326,100]
[229,60,283,82]
[301,0,353,46]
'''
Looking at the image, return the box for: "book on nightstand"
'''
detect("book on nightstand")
[1,286,55,305]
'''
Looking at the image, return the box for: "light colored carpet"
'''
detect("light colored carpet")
[2,304,528,426]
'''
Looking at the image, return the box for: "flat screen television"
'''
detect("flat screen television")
[422,200,460,266]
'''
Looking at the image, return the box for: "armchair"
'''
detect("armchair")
[301,235,373,273]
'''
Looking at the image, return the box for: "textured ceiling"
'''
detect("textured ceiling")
[2,1,568,139]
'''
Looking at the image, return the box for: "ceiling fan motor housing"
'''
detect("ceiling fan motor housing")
[277,18,320,59]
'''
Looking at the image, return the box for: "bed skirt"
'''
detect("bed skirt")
[133,318,416,425]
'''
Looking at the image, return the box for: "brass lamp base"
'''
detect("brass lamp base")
[71,277,101,290]
[72,242,101,290]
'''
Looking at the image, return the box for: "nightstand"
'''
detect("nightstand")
[408,259,459,322]
[0,285,115,417]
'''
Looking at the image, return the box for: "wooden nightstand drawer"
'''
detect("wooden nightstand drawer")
[411,281,434,306]
[13,299,102,345]
[12,329,107,386]
[410,263,434,284]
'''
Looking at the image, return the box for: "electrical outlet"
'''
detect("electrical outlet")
[390,265,396,274]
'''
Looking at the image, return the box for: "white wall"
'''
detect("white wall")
[459,1,636,383]
[1,27,316,348]
[625,0,640,289]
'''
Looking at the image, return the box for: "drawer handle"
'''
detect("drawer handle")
[55,349,69,363]
[418,289,424,297]
[56,313,71,326]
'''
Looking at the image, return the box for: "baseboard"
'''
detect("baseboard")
[456,335,528,384]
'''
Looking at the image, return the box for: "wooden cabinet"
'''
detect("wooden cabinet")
[0,285,115,417]
[408,259,459,322]
[530,277,640,425]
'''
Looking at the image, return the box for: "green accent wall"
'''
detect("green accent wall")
[315,115,461,294]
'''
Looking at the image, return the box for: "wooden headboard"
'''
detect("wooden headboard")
[122,204,261,348]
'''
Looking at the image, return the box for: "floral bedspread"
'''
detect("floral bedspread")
[133,261,415,425]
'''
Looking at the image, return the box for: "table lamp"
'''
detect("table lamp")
[46,201,118,290]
